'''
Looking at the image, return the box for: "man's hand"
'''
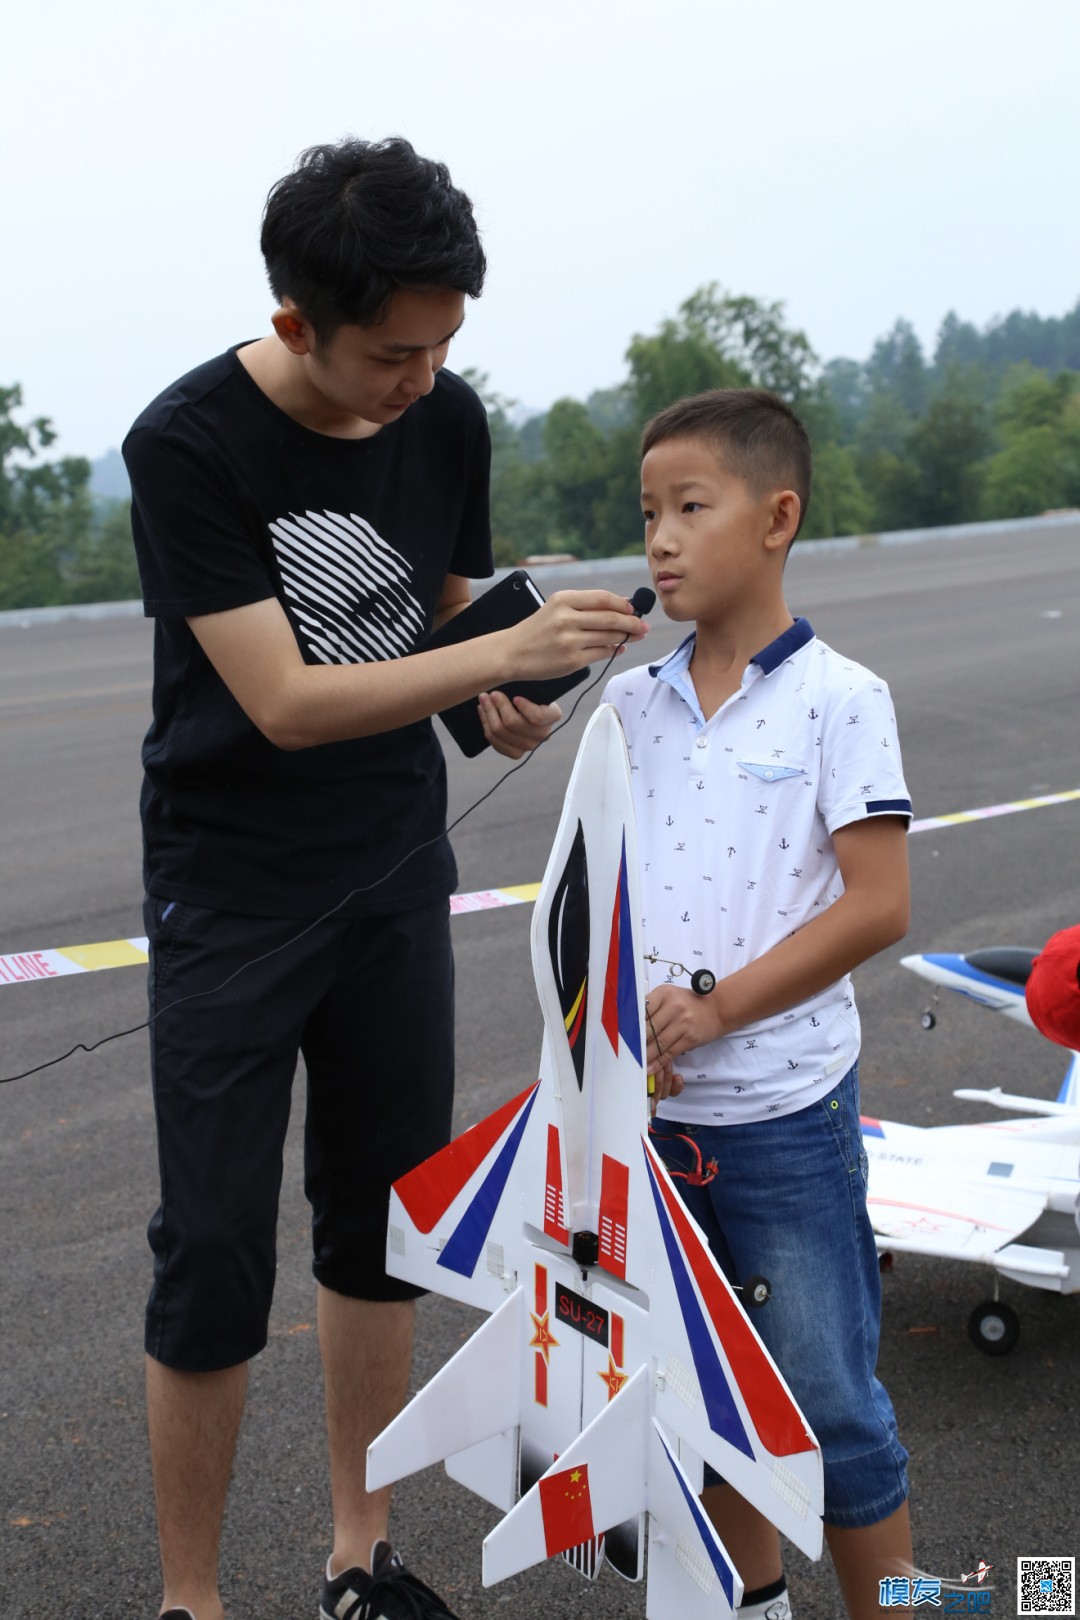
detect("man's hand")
[500,589,648,681]
[477,690,562,759]
[645,983,725,1069]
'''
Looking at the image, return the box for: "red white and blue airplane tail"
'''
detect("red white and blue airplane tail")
[368,705,823,1616]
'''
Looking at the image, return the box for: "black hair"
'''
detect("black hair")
[641,388,813,542]
[261,136,486,340]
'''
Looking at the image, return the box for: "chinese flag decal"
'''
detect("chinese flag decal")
[539,1462,595,1556]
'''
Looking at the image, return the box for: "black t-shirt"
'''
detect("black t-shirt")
[123,347,493,919]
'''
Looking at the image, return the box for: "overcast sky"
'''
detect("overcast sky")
[4,0,1078,460]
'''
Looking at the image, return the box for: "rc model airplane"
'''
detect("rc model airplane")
[368,705,824,1617]
[862,947,1080,1353]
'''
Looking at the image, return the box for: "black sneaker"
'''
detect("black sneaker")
[320,1540,462,1620]
[159,1610,197,1619]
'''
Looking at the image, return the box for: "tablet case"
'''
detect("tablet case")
[421,570,590,757]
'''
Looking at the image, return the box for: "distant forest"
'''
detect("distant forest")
[2,292,1078,609]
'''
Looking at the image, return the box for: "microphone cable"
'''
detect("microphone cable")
[1,589,655,1086]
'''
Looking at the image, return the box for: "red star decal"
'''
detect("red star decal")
[597,1353,627,1401]
[529,1311,559,1364]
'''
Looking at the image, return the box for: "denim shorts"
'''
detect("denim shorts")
[143,895,455,1372]
[649,1064,909,1528]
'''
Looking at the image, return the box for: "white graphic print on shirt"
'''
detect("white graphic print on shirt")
[268,509,426,665]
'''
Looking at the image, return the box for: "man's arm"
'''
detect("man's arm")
[429,572,474,634]
[187,586,643,751]
[644,817,910,1065]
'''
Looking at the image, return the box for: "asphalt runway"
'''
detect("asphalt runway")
[1,520,1078,1619]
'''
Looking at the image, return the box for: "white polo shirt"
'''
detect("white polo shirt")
[602,618,912,1125]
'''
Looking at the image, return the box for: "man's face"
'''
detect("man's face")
[640,437,778,627]
[304,285,467,426]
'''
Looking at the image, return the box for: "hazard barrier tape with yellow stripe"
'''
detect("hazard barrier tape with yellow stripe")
[2,790,1077,990]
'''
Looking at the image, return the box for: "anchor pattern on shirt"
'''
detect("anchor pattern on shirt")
[605,625,910,1123]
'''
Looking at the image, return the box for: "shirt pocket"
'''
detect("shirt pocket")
[735,760,809,785]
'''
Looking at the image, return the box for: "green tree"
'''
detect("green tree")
[982,426,1071,517]
[933,311,983,373]
[800,442,872,539]
[820,358,870,444]
[903,383,991,527]
[865,319,929,417]
[542,399,615,554]
[65,499,140,603]
[0,384,95,609]
[459,368,554,564]
[980,365,1080,517]
[626,284,817,424]
[995,364,1078,436]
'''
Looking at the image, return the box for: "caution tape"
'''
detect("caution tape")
[907,787,1080,834]
[3,791,1077,991]
[0,886,544,989]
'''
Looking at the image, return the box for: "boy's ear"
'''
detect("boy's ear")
[271,298,315,356]
[764,489,801,555]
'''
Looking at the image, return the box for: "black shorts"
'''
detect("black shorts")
[143,895,455,1371]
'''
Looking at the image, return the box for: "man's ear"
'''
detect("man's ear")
[271,298,315,356]
[764,489,801,555]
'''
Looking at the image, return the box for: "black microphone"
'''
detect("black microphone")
[629,586,656,618]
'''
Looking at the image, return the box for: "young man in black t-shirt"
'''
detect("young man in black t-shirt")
[124,138,647,1620]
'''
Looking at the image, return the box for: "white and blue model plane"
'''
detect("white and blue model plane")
[367,705,824,1618]
[863,948,1080,1354]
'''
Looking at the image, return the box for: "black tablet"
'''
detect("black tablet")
[421,570,589,757]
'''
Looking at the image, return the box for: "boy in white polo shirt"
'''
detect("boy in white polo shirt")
[602,389,914,1620]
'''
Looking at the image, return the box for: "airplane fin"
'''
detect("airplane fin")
[646,1419,743,1620]
[366,1288,524,1493]
[482,1365,650,1586]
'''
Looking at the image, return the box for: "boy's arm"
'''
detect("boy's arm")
[187,587,642,751]
[643,816,910,1066]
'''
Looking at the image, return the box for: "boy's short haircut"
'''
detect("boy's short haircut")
[642,388,813,541]
[261,136,486,341]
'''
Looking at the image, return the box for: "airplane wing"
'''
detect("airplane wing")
[866,1157,1048,1258]
[386,1075,551,1314]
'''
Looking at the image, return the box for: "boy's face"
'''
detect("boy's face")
[640,437,791,627]
[280,285,467,427]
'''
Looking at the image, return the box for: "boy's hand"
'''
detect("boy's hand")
[647,1051,685,1114]
[478,690,562,759]
[645,983,724,1067]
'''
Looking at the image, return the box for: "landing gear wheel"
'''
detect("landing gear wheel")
[968,1299,1019,1356]
[920,1009,937,1030]
[743,1275,771,1308]
[691,969,716,996]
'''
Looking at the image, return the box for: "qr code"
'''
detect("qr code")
[1018,1556,1075,1616]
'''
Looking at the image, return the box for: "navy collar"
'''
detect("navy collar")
[649,617,814,679]
[751,616,814,675]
